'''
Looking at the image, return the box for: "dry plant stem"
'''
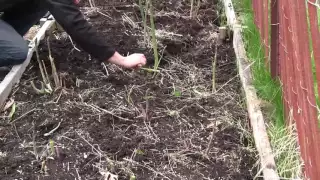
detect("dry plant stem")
[205,127,215,155]
[75,130,101,156]
[127,85,135,105]
[68,35,81,52]
[11,108,39,123]
[97,11,112,19]
[12,123,21,140]
[35,39,48,85]
[32,51,52,93]
[139,92,159,141]
[41,60,50,86]
[212,44,217,93]
[47,37,60,89]
[195,0,200,17]
[213,61,254,94]
[39,59,53,93]
[123,158,170,180]
[76,169,81,180]
[102,63,109,76]
[33,121,39,161]
[145,88,149,119]
[141,67,160,72]
[89,0,96,8]
[54,89,63,103]
[190,0,194,18]
[40,160,45,173]
[44,121,62,137]
[30,81,46,94]
[59,74,64,87]
[135,90,159,141]
[89,104,133,122]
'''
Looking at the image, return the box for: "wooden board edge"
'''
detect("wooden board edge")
[221,0,280,180]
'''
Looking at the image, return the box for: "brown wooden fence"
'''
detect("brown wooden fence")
[252,0,320,179]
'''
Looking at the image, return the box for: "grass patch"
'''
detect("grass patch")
[233,0,284,127]
[232,0,303,178]
[268,124,303,178]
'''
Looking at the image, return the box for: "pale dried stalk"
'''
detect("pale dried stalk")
[35,39,48,85]
[33,39,52,93]
[212,44,217,93]
[88,0,96,8]
[33,121,39,161]
[41,60,50,85]
[30,81,46,94]
[190,0,194,18]
[47,37,60,89]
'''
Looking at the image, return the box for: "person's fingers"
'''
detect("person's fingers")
[132,63,142,70]
[140,55,147,65]
[124,53,146,69]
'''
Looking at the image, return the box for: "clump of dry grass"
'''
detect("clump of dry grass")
[266,124,303,179]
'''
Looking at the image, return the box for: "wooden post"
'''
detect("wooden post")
[270,0,279,78]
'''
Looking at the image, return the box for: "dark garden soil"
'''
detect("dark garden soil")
[0,0,257,179]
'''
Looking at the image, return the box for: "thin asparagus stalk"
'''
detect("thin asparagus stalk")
[148,0,160,71]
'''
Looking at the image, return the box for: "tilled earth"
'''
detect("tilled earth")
[0,0,257,179]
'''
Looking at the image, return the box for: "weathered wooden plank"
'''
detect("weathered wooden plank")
[222,0,237,28]
[221,1,280,180]
[0,19,56,108]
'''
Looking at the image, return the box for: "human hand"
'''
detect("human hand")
[107,52,146,69]
[122,53,147,69]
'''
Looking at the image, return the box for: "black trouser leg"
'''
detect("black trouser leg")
[0,20,28,67]
[1,0,48,36]
[0,0,48,67]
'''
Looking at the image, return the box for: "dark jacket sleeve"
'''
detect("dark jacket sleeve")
[43,0,116,62]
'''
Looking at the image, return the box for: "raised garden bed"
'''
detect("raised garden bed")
[0,0,257,179]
